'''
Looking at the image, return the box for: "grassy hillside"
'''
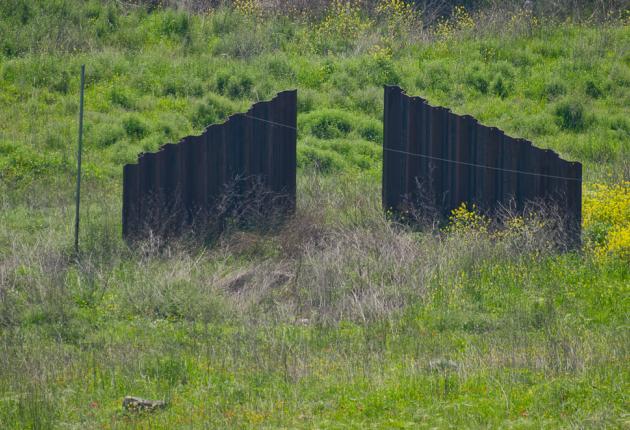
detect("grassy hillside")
[1,1,628,185]
[0,1,628,428]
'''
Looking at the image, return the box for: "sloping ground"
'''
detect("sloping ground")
[0,3,628,184]
[0,2,628,428]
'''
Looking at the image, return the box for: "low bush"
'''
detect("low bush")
[584,79,603,98]
[362,48,400,86]
[88,122,125,148]
[122,115,149,139]
[465,69,490,94]
[214,70,254,99]
[108,86,135,109]
[161,76,204,98]
[491,75,511,98]
[351,86,382,116]
[264,55,296,81]
[190,93,237,129]
[158,9,191,40]
[416,61,452,94]
[543,81,567,100]
[300,109,353,139]
[554,99,587,131]
[297,145,347,173]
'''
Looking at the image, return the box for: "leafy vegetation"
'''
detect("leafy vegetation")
[0,0,628,428]
[1,0,628,183]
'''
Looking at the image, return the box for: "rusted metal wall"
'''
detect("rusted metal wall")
[122,90,297,239]
[383,85,582,240]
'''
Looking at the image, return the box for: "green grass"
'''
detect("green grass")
[0,1,629,428]
[0,3,628,185]
[0,176,628,428]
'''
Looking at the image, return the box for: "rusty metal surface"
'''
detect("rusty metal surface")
[122,90,297,239]
[383,85,582,241]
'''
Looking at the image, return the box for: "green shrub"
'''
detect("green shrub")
[543,81,566,100]
[93,2,119,38]
[554,99,587,131]
[140,132,167,153]
[209,7,244,36]
[0,144,67,182]
[51,70,71,94]
[363,53,400,87]
[110,141,141,165]
[329,71,357,96]
[530,39,565,59]
[214,71,254,99]
[158,9,191,39]
[417,61,452,94]
[161,76,204,98]
[108,86,134,109]
[609,116,630,137]
[525,113,558,136]
[156,113,188,140]
[351,86,382,116]
[609,64,630,88]
[584,80,603,98]
[214,70,232,94]
[312,138,381,170]
[264,55,295,81]
[505,48,533,68]
[356,118,382,143]
[297,89,323,113]
[143,356,189,385]
[489,61,514,98]
[492,75,510,98]
[122,115,148,139]
[295,60,327,89]
[43,127,67,150]
[89,122,125,148]
[297,145,346,173]
[301,109,353,139]
[465,70,489,94]
[191,94,237,129]
[0,0,32,25]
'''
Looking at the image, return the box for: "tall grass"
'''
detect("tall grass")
[0,173,628,427]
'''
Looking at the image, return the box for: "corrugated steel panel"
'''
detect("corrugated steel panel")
[122,90,297,240]
[383,85,582,244]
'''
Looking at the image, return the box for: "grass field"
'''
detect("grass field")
[0,1,629,428]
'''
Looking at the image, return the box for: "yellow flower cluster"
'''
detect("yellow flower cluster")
[583,181,630,260]
[376,0,419,39]
[369,44,393,60]
[445,202,490,234]
[314,0,372,52]
[435,5,475,41]
[506,8,539,35]
[233,0,261,17]
[445,202,558,245]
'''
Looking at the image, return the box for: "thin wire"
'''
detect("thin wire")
[240,113,582,183]
[383,147,582,182]
[242,114,298,131]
